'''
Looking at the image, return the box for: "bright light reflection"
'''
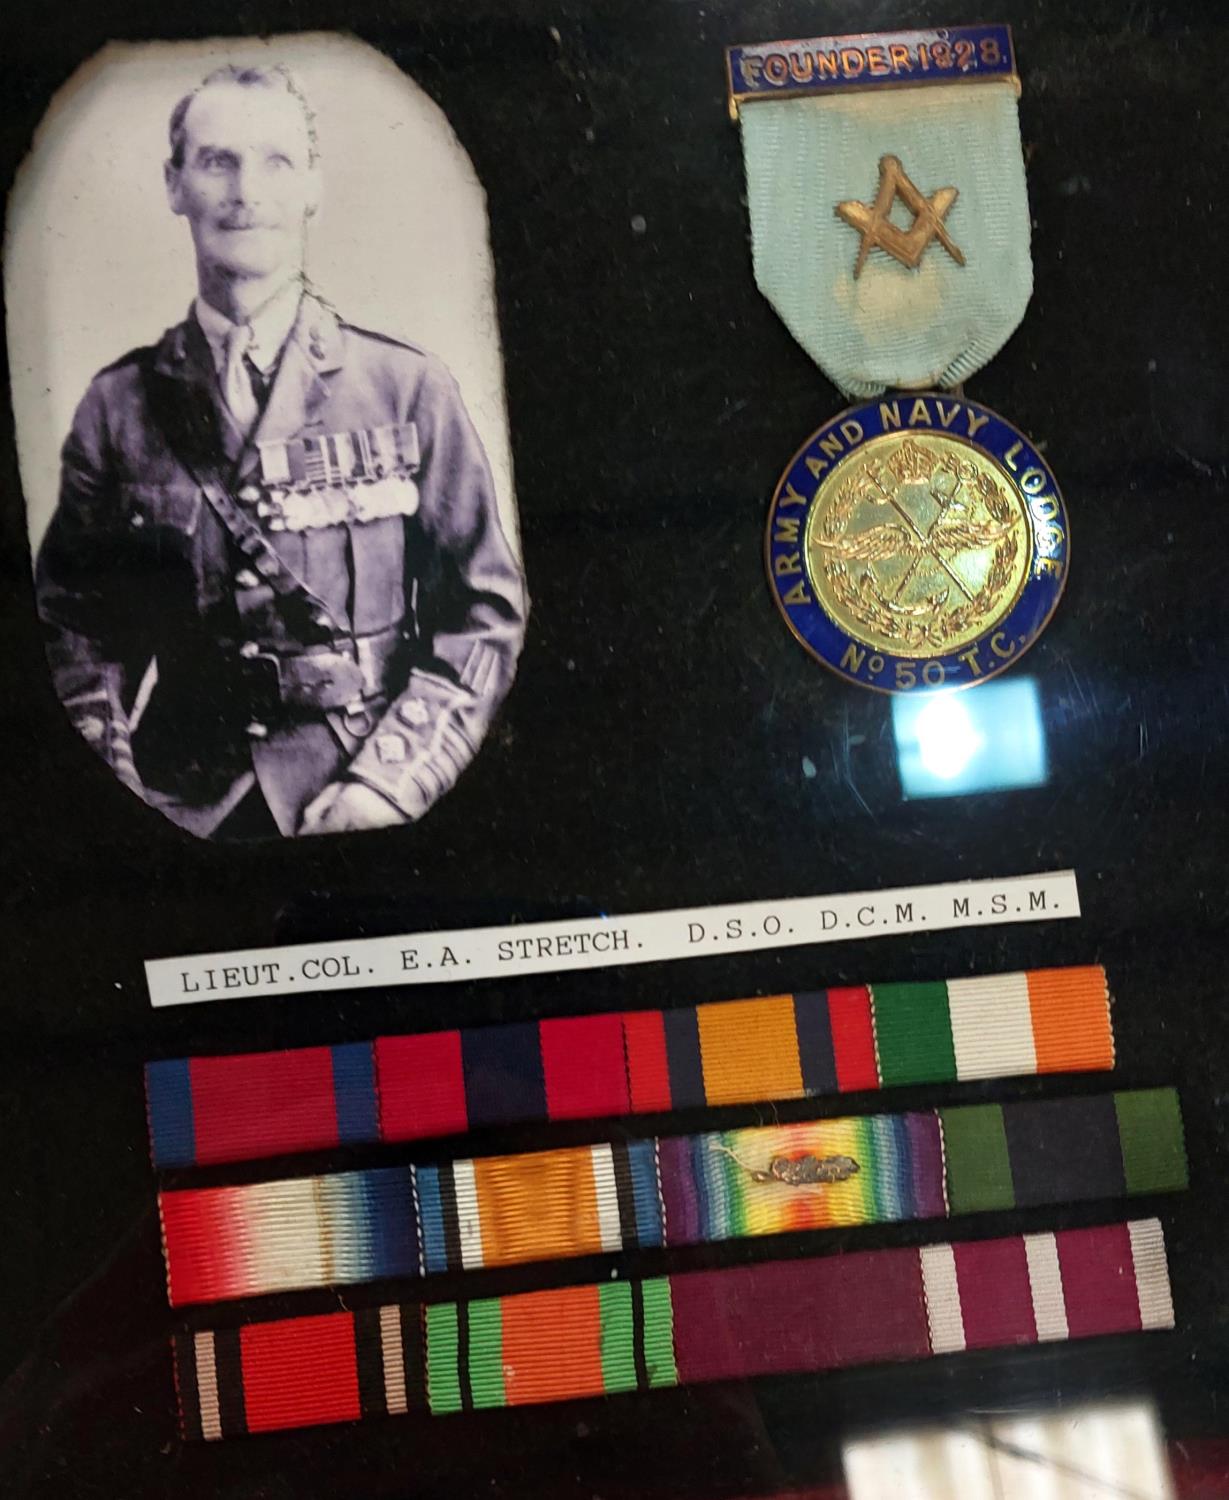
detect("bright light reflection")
[914,694,986,782]
[842,1400,1173,1500]
[892,677,1047,800]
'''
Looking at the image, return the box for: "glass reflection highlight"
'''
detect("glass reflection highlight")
[892,677,1047,799]
[843,1400,1173,1499]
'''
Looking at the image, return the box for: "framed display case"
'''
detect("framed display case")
[0,3,1225,1496]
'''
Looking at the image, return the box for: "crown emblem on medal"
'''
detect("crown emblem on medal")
[836,155,965,278]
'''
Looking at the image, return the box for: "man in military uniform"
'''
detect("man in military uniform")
[35,63,527,838]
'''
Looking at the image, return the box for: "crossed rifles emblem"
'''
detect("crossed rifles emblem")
[836,154,965,278]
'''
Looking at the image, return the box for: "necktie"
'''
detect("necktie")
[244,356,270,410]
[222,322,260,435]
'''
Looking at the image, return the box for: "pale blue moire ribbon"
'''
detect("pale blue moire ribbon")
[739,81,1032,398]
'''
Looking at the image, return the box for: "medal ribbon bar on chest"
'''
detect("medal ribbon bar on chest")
[253,421,421,531]
[257,421,420,489]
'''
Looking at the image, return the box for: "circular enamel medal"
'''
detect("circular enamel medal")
[765,396,1068,693]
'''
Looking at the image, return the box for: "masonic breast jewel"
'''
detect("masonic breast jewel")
[726,25,1068,693]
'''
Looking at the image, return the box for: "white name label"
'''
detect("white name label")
[145,869,1080,1008]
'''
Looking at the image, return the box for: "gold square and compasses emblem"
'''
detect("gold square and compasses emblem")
[836,155,965,278]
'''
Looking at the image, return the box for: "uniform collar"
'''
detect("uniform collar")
[233,295,344,475]
[291,294,344,374]
[154,290,344,382]
[193,279,304,376]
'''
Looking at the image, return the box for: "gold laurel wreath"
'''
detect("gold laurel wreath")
[819,451,1020,651]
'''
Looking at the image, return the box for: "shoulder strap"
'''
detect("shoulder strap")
[196,475,339,631]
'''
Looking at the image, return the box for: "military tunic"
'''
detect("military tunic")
[35,293,528,837]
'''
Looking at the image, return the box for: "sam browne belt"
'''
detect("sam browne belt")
[235,626,406,714]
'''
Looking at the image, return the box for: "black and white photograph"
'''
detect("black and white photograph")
[7,35,528,839]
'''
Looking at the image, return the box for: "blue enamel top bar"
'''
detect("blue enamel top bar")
[726,25,1018,118]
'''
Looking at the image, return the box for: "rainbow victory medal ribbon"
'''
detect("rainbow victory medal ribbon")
[157,1089,1185,1306]
[727,27,1069,694]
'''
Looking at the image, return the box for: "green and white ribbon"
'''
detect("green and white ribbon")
[730,29,1033,397]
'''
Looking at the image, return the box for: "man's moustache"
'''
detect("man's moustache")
[218,219,280,231]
